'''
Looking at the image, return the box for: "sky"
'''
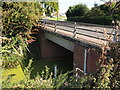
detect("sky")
[58,0,108,13]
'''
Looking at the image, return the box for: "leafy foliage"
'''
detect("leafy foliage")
[2,2,43,38]
[66,1,120,24]
[89,7,105,16]
[1,35,28,69]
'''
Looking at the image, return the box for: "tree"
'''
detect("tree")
[66,6,74,18]
[89,1,119,17]
[66,4,89,18]
[89,7,105,16]
[110,1,120,15]
[42,1,59,16]
[100,2,116,15]
[2,2,43,38]
[100,0,120,15]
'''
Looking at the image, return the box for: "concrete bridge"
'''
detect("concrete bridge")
[37,19,120,75]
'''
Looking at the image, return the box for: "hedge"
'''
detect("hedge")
[67,16,113,25]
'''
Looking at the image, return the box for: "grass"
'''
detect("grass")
[2,65,25,83]
[48,16,67,21]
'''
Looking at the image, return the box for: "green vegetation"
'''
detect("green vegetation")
[66,1,120,25]
[49,16,67,21]
[2,2,43,38]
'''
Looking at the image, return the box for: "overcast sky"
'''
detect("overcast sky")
[58,0,108,13]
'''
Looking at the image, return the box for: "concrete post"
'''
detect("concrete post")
[116,26,120,43]
[73,22,77,38]
[43,19,46,28]
[54,65,57,78]
[54,20,57,32]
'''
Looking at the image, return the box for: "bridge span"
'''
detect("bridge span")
[37,19,120,75]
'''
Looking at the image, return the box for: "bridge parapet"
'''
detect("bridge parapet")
[40,19,119,48]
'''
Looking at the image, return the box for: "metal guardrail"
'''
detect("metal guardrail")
[40,19,119,43]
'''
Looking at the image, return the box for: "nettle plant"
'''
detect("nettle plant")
[1,35,28,69]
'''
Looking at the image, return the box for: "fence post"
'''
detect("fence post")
[113,26,118,42]
[103,28,107,40]
[54,20,57,32]
[117,27,120,43]
[43,19,46,28]
[73,22,77,38]
[114,25,120,43]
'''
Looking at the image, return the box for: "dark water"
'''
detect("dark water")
[28,41,73,78]
[30,58,73,78]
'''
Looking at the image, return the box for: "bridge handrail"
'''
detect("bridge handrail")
[40,19,119,43]
[43,19,115,28]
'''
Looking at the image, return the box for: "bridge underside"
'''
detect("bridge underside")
[37,29,101,75]
[38,30,73,59]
